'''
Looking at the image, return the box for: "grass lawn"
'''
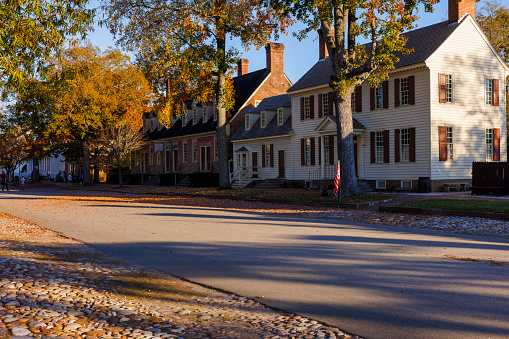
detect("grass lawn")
[265,192,395,204]
[397,199,509,214]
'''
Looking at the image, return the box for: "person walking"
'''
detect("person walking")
[20,176,25,192]
[79,173,84,186]
[67,174,73,184]
[1,171,9,191]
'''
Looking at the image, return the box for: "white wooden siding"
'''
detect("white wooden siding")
[428,17,507,180]
[232,137,293,180]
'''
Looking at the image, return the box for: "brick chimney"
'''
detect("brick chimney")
[265,42,284,75]
[449,0,475,24]
[318,29,329,60]
[237,59,249,76]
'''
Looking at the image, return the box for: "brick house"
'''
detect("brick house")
[131,43,293,184]
[230,0,508,191]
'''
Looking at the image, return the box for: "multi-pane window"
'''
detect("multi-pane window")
[400,78,410,105]
[446,75,453,102]
[202,106,207,122]
[277,108,283,125]
[324,137,330,164]
[156,152,161,165]
[447,127,454,160]
[245,115,250,129]
[149,148,153,165]
[375,84,383,109]
[261,112,266,128]
[351,91,356,112]
[485,79,493,105]
[183,142,188,162]
[304,138,312,165]
[400,129,410,161]
[213,105,218,120]
[264,144,271,167]
[150,119,154,131]
[193,107,198,124]
[304,97,311,119]
[486,128,494,161]
[322,93,329,116]
[214,138,218,161]
[375,131,384,163]
[192,141,197,162]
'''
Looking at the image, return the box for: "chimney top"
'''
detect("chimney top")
[318,29,329,61]
[449,0,476,24]
[265,42,285,75]
[237,59,249,77]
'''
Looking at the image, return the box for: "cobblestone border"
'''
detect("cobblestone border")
[380,205,509,221]
[0,320,7,337]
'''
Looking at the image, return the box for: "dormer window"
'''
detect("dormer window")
[245,115,250,129]
[277,108,283,126]
[193,107,198,124]
[255,100,261,107]
[261,112,266,128]
[202,105,207,122]
[150,118,154,131]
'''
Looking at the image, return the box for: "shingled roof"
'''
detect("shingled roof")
[231,94,292,141]
[232,68,270,113]
[289,20,460,92]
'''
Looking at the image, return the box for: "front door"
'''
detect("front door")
[200,146,211,171]
[172,150,179,172]
[252,152,258,178]
[354,142,358,177]
[278,150,285,178]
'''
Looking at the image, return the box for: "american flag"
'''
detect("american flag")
[332,162,341,199]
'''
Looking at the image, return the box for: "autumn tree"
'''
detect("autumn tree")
[7,77,61,181]
[48,44,154,185]
[0,0,94,93]
[0,118,29,179]
[267,0,436,196]
[101,0,292,189]
[97,122,147,187]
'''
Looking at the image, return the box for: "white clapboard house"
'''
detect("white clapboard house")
[231,0,508,192]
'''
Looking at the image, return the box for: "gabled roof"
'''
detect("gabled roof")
[289,20,460,92]
[232,68,270,113]
[231,94,292,141]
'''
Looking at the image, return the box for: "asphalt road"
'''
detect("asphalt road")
[1,189,508,339]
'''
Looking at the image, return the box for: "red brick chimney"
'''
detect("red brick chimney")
[237,59,249,76]
[318,29,329,60]
[449,0,476,23]
[266,42,284,75]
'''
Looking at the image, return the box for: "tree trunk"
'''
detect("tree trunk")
[93,166,100,183]
[31,158,39,182]
[82,135,91,185]
[118,167,123,187]
[335,91,363,197]
[216,33,231,189]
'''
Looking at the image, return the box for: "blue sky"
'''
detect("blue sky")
[88,1,460,84]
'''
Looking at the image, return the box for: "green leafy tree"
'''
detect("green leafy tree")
[101,0,292,189]
[267,0,436,196]
[48,44,154,184]
[0,0,94,93]
[97,122,147,187]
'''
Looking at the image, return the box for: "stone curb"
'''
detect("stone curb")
[0,320,7,337]
[380,205,509,221]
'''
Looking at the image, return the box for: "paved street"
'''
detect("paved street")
[1,188,508,339]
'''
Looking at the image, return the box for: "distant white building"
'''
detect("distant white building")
[19,154,66,180]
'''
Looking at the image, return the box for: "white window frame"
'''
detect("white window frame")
[401,181,412,189]
[375,131,384,163]
[156,151,161,165]
[351,90,356,112]
[264,144,271,168]
[446,126,454,161]
[192,141,198,163]
[304,97,311,119]
[193,107,198,124]
[304,138,311,165]
[202,105,207,122]
[486,128,494,161]
[324,136,330,164]
[322,92,329,116]
[485,79,493,106]
[400,78,410,105]
[183,142,188,163]
[400,128,410,162]
[375,84,383,109]
[261,111,266,128]
[376,180,386,189]
[245,115,250,130]
[255,100,261,107]
[277,108,284,126]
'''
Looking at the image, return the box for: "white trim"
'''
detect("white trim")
[231,133,292,143]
